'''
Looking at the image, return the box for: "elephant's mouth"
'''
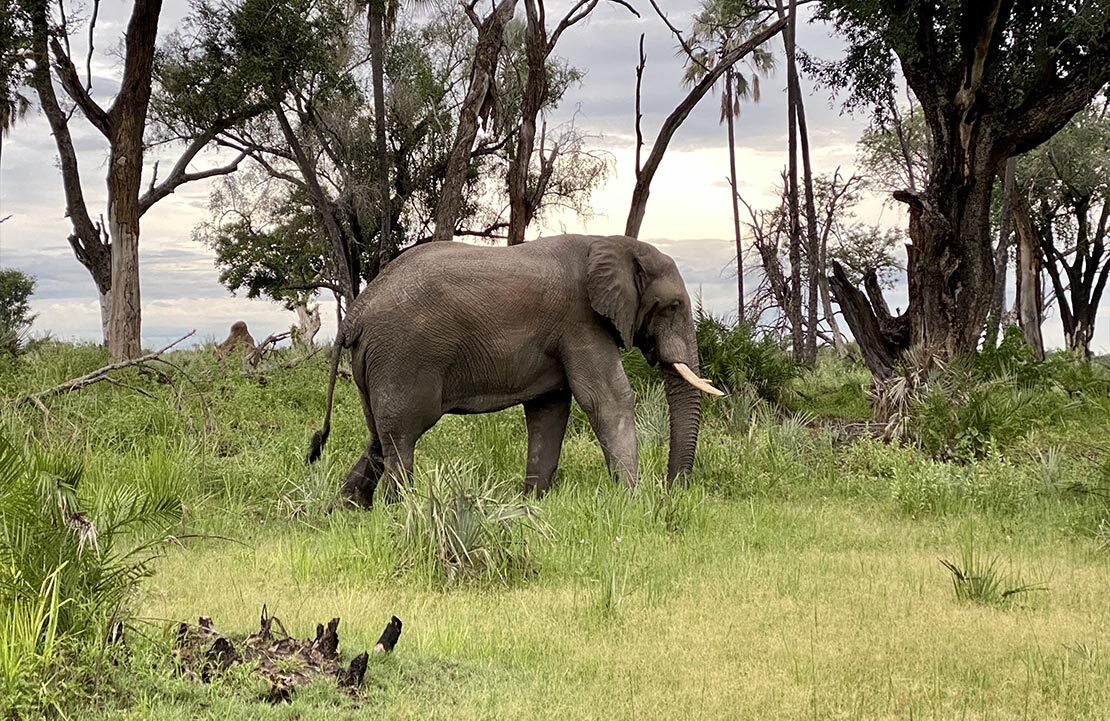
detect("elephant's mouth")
[672,362,725,396]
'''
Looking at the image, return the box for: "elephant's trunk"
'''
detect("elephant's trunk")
[663,364,702,485]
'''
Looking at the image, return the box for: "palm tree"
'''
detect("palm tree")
[682,0,775,322]
[365,0,398,278]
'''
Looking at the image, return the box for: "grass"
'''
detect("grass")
[1,340,1110,719]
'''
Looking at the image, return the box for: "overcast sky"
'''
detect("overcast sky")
[0,0,1105,352]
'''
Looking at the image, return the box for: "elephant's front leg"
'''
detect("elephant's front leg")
[562,339,639,487]
[523,390,571,496]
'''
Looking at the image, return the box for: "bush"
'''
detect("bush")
[695,312,799,404]
[0,269,36,356]
[0,435,185,717]
[392,462,551,585]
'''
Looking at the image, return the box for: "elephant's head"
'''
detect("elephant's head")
[586,237,723,484]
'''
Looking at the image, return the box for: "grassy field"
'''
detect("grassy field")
[2,340,1110,720]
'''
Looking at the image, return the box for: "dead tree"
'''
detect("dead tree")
[625,10,786,238]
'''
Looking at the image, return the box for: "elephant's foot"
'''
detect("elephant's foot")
[339,455,381,510]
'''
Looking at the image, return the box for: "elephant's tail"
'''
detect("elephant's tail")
[307,333,345,464]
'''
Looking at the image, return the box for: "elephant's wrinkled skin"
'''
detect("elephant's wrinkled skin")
[307,234,722,507]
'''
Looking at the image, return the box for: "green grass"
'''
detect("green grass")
[2,341,1110,719]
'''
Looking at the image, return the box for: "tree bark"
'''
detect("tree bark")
[369,5,392,274]
[828,261,909,378]
[725,70,745,321]
[779,0,803,360]
[104,0,162,360]
[624,18,785,238]
[983,156,1016,349]
[1012,190,1044,360]
[507,0,548,245]
[431,0,517,243]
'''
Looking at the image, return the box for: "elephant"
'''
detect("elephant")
[306,233,723,507]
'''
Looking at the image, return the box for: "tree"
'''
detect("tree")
[1020,97,1110,357]
[430,0,518,242]
[626,2,786,238]
[196,171,331,344]
[815,0,1110,369]
[504,0,634,245]
[0,2,30,173]
[0,268,35,355]
[192,7,606,316]
[682,0,775,321]
[21,0,268,359]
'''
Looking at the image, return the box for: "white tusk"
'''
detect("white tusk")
[672,362,725,396]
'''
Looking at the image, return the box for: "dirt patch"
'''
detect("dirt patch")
[171,606,402,703]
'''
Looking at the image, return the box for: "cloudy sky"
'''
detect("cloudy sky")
[0,0,1104,352]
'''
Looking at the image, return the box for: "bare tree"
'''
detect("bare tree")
[25,0,254,359]
[431,0,518,242]
[626,3,785,238]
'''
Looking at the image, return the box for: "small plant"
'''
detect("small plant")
[393,463,551,585]
[939,529,1045,605]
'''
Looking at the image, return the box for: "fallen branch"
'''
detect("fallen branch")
[24,331,196,410]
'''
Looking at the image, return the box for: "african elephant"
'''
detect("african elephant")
[306,234,722,507]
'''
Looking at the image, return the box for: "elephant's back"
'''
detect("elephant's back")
[342,239,587,350]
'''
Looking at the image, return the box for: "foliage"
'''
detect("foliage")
[0,268,35,356]
[855,99,928,195]
[0,435,185,717]
[810,1,1110,124]
[940,528,1044,606]
[0,1,31,138]
[695,311,799,404]
[393,462,551,585]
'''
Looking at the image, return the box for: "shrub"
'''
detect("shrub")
[940,528,1045,605]
[0,269,36,356]
[0,435,184,717]
[695,311,799,404]
[392,463,551,585]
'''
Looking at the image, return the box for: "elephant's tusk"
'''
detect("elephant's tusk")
[672,363,725,396]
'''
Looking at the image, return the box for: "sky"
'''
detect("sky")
[0,0,1105,352]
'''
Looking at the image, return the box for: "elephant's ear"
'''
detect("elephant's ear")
[587,238,639,348]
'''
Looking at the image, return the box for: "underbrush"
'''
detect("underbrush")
[2,338,1110,717]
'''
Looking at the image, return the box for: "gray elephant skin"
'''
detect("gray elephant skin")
[307,233,722,507]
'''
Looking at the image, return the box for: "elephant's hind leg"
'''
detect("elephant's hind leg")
[340,439,383,509]
[374,382,443,503]
[523,389,571,496]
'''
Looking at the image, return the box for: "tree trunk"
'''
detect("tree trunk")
[725,71,745,321]
[1012,192,1044,360]
[293,301,322,350]
[432,0,517,243]
[507,0,548,246]
[106,193,142,360]
[369,6,392,273]
[98,290,111,347]
[104,0,162,360]
[275,108,358,304]
[895,136,998,359]
[780,0,803,360]
[983,156,1016,348]
[828,261,909,378]
[818,237,846,357]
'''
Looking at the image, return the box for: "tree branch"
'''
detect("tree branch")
[50,37,110,136]
[24,331,196,408]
